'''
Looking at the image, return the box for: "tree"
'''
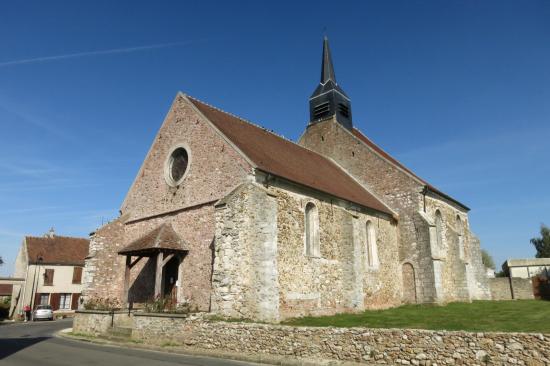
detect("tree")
[481,249,495,269]
[0,256,3,266]
[531,224,550,258]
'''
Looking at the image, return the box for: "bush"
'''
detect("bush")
[83,297,121,311]
[143,295,192,314]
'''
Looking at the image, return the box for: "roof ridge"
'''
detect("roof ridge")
[187,96,384,184]
[25,234,88,241]
[186,95,300,146]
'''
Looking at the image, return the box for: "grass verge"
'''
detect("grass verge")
[282,300,550,333]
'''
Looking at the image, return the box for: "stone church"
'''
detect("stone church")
[82,38,490,322]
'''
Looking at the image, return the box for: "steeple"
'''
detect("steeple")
[321,36,336,84]
[309,37,353,130]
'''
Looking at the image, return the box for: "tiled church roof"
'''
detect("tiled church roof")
[188,97,394,217]
[26,235,89,265]
[351,128,469,211]
[118,223,189,256]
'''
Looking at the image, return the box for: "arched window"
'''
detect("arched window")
[456,215,465,260]
[366,221,379,268]
[435,210,444,255]
[305,202,320,257]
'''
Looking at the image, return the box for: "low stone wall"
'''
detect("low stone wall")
[489,278,534,300]
[510,278,535,300]
[73,310,133,335]
[73,311,550,365]
[128,313,549,366]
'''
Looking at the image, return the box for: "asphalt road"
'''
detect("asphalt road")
[0,319,260,366]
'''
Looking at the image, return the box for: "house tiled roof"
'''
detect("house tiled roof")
[118,223,189,256]
[189,97,393,216]
[351,128,469,211]
[0,284,12,296]
[26,235,89,265]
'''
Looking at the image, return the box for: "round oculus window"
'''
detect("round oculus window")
[167,147,189,185]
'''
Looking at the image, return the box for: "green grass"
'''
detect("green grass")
[282,300,550,333]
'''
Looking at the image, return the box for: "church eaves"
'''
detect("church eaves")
[186,96,394,217]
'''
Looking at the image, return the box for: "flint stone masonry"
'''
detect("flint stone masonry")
[82,94,253,312]
[211,177,400,322]
[74,311,550,366]
[299,119,491,304]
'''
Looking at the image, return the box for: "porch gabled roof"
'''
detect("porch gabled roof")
[118,223,189,256]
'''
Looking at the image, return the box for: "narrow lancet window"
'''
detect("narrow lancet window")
[305,202,320,257]
[366,221,379,268]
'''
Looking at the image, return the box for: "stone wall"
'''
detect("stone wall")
[423,195,491,302]
[489,278,534,301]
[299,119,491,304]
[211,177,401,321]
[299,119,433,303]
[73,310,132,335]
[82,216,128,304]
[74,312,550,366]
[211,182,279,321]
[270,178,401,318]
[120,93,252,222]
[83,93,255,311]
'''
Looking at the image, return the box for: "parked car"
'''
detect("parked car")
[33,305,54,321]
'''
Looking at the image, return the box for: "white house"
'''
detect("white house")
[10,229,89,318]
[503,258,550,279]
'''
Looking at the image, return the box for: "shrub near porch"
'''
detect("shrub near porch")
[283,300,550,333]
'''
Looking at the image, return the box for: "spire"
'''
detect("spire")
[309,37,353,130]
[321,36,336,84]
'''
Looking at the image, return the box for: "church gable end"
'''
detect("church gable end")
[121,93,253,221]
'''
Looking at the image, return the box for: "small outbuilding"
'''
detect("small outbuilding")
[503,258,550,279]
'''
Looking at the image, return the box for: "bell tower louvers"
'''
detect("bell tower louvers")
[309,37,353,130]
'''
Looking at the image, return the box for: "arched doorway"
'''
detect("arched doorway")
[163,255,181,305]
[402,263,417,303]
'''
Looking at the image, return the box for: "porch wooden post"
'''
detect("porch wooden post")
[154,252,164,299]
[123,255,131,307]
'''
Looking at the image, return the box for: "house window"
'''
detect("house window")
[305,202,320,257]
[59,293,72,310]
[43,269,54,286]
[72,267,83,284]
[40,293,49,305]
[435,210,445,256]
[366,221,379,268]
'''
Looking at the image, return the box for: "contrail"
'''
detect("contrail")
[0,40,199,68]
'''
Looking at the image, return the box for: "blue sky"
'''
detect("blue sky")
[1,1,549,275]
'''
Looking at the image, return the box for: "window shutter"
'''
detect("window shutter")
[44,269,54,286]
[34,292,41,309]
[71,293,81,310]
[72,267,83,284]
[50,293,60,311]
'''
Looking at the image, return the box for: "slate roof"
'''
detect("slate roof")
[26,235,89,265]
[188,97,394,217]
[351,128,469,211]
[118,223,189,256]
